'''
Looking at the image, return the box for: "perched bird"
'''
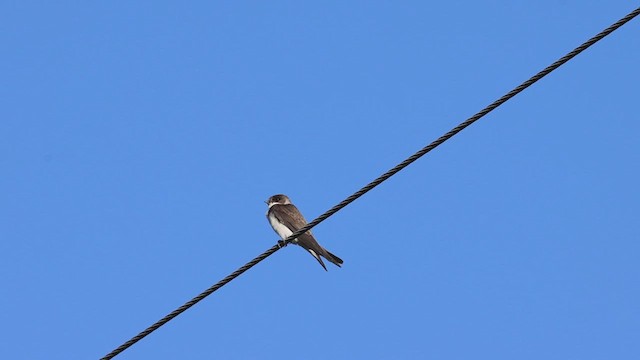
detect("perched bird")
[266,194,343,271]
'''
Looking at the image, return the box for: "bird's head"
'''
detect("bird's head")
[266,194,291,207]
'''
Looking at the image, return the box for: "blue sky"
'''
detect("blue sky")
[2,2,639,359]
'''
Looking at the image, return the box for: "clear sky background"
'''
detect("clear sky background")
[2,2,639,359]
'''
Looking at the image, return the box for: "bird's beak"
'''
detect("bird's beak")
[264,200,268,204]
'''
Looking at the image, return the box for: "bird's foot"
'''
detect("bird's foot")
[277,240,288,248]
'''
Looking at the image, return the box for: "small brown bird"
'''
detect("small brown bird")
[266,194,343,271]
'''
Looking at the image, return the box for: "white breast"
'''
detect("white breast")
[268,211,294,240]
[269,214,298,244]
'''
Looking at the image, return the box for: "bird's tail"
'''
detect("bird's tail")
[322,248,343,268]
[305,247,343,271]
[306,248,328,271]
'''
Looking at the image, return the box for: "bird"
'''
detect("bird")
[266,194,343,271]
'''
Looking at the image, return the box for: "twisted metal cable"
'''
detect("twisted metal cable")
[100,244,280,360]
[284,6,640,244]
[101,7,640,359]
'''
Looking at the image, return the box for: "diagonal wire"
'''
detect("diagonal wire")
[101,7,640,360]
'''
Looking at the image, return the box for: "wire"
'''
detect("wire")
[100,244,280,360]
[101,7,640,360]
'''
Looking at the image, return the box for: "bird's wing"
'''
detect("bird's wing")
[273,204,322,245]
[272,204,309,232]
[271,204,334,271]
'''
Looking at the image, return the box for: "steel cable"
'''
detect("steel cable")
[101,7,640,359]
